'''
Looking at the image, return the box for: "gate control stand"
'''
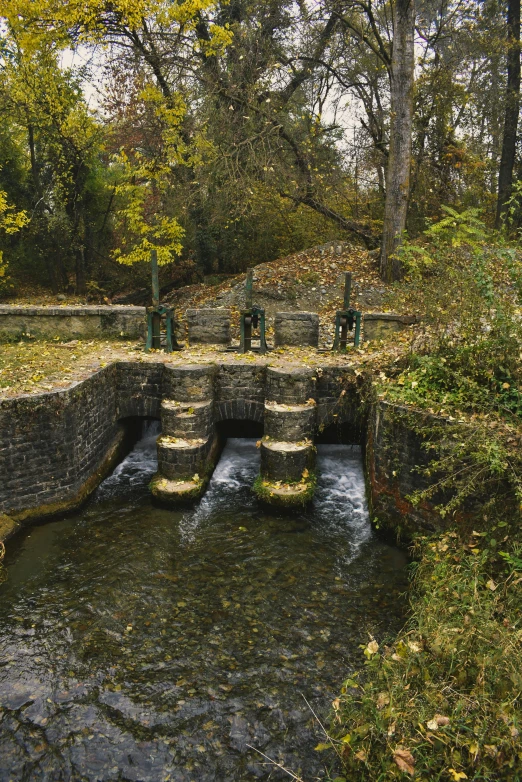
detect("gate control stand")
[239,268,268,353]
[145,249,181,353]
[333,272,361,350]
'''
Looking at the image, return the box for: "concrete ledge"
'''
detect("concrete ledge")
[0,513,21,543]
[0,305,146,342]
[150,475,205,505]
[253,475,316,509]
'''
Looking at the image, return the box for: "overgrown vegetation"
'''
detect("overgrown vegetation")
[328,528,522,781]
[326,209,522,781]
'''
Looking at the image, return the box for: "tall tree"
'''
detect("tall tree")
[496,0,521,227]
[380,0,415,282]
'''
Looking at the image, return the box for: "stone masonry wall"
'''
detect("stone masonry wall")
[366,401,447,535]
[0,363,165,524]
[0,306,145,342]
[0,359,450,536]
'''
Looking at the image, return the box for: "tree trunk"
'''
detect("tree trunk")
[380,0,415,282]
[496,0,521,227]
[75,246,87,295]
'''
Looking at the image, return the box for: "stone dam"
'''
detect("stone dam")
[0,354,440,543]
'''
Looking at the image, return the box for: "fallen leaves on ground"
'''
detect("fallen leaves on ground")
[392,747,415,776]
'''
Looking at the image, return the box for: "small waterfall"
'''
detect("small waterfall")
[95,420,160,501]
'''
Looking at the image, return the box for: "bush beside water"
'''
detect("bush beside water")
[327,211,522,781]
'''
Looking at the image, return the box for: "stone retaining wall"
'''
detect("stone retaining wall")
[0,358,449,538]
[0,306,145,342]
[365,401,448,535]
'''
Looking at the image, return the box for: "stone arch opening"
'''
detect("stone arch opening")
[315,419,363,446]
[216,419,264,439]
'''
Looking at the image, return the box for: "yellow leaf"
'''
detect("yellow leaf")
[364,639,379,658]
[448,770,467,781]
[314,742,330,752]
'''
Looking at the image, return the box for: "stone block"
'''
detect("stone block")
[0,305,145,343]
[274,311,319,347]
[264,402,316,441]
[161,400,214,439]
[266,366,316,405]
[156,435,213,480]
[186,308,231,345]
[163,364,215,402]
[260,441,315,483]
[363,313,416,342]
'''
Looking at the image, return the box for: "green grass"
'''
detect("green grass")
[326,523,522,781]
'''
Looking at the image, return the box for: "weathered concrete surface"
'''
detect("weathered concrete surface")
[363,313,416,342]
[161,400,214,439]
[0,306,145,342]
[0,513,20,543]
[266,366,316,405]
[274,312,319,347]
[186,308,231,345]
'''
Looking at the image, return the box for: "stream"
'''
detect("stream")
[0,424,408,781]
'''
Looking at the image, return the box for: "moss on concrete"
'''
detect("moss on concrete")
[9,427,127,525]
[150,473,206,506]
[252,473,316,509]
[0,513,20,543]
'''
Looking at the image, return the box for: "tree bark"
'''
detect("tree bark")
[380,0,415,282]
[496,0,521,227]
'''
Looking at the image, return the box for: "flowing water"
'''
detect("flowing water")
[0,425,408,782]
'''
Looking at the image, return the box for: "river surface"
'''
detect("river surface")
[0,426,408,781]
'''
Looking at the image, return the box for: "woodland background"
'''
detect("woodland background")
[0,0,520,298]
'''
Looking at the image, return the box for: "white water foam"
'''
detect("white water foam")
[314,444,372,559]
[95,421,160,500]
[178,438,260,543]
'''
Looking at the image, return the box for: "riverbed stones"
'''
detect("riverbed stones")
[186,308,231,345]
[274,312,319,347]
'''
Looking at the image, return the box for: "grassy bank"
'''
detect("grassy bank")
[328,525,522,780]
[325,211,522,781]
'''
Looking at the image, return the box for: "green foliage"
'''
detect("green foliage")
[330,528,522,781]
[0,187,29,290]
[381,208,522,517]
